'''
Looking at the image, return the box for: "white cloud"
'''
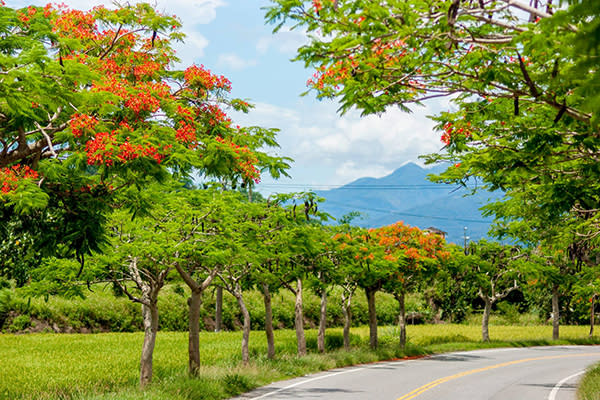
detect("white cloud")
[256,27,308,55]
[217,53,258,71]
[8,0,226,23]
[165,0,226,24]
[335,161,393,183]
[174,31,210,65]
[233,99,444,189]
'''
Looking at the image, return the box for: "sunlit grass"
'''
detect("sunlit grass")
[579,362,600,400]
[1,325,599,400]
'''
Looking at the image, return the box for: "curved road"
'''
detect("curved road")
[234,346,600,400]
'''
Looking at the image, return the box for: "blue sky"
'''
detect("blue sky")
[8,0,446,195]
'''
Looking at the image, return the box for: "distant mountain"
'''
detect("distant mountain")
[315,163,502,244]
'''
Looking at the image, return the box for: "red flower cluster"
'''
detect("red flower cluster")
[92,76,128,99]
[53,8,99,40]
[17,5,37,24]
[215,137,260,183]
[184,65,232,92]
[70,113,99,138]
[125,91,161,114]
[133,59,162,80]
[441,121,472,145]
[313,0,323,12]
[201,104,231,127]
[117,141,163,163]
[85,131,165,166]
[307,57,359,90]
[175,122,196,144]
[85,131,117,166]
[1,165,39,194]
[124,82,171,115]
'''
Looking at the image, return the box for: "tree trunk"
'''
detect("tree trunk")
[552,284,560,340]
[215,286,223,332]
[294,278,307,356]
[427,295,442,323]
[262,283,275,359]
[397,292,406,349]
[482,297,492,342]
[234,288,251,364]
[188,289,202,375]
[173,262,217,377]
[140,301,159,387]
[341,290,353,350]
[590,295,595,339]
[317,288,327,353]
[366,287,378,349]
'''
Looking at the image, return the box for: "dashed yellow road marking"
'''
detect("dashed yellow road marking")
[396,353,599,400]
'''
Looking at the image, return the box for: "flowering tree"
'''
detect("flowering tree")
[376,222,447,348]
[0,3,288,271]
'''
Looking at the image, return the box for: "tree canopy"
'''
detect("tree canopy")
[265,0,600,253]
[0,2,290,268]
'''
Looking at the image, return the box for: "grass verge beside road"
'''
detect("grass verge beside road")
[579,362,600,400]
[1,325,600,400]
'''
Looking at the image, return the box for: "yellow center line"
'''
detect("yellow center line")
[396,353,600,400]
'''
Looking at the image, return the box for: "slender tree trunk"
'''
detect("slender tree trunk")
[590,295,595,338]
[341,290,353,350]
[396,292,406,349]
[427,295,442,323]
[262,283,275,359]
[366,287,378,349]
[552,284,560,340]
[482,297,492,342]
[173,263,217,377]
[140,301,159,387]
[294,278,307,356]
[234,288,251,364]
[215,286,223,332]
[317,288,327,353]
[188,290,202,375]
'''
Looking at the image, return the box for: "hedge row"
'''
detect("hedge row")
[0,285,429,333]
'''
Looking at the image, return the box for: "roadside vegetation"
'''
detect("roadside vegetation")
[2,325,599,400]
[579,362,600,400]
[1,1,600,399]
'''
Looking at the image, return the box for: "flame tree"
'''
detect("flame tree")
[0,3,289,278]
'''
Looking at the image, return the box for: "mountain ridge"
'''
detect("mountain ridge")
[315,163,499,244]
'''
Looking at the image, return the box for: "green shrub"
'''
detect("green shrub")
[0,288,13,328]
[222,373,252,396]
[9,314,31,332]
[324,332,344,350]
[497,301,520,325]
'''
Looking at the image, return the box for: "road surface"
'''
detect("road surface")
[234,345,600,400]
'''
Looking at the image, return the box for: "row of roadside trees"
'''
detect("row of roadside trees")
[1,0,600,391]
[11,179,593,388]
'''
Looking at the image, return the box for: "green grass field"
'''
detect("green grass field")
[579,362,600,400]
[1,324,599,400]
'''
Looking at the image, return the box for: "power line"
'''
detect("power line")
[322,199,493,224]
[257,183,469,191]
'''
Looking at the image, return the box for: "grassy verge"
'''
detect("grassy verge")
[1,325,600,400]
[578,362,600,400]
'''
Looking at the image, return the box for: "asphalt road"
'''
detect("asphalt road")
[234,345,600,400]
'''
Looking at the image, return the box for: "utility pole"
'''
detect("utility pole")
[463,226,469,254]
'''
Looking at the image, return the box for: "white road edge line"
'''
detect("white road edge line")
[249,367,365,399]
[249,361,407,399]
[547,370,586,400]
